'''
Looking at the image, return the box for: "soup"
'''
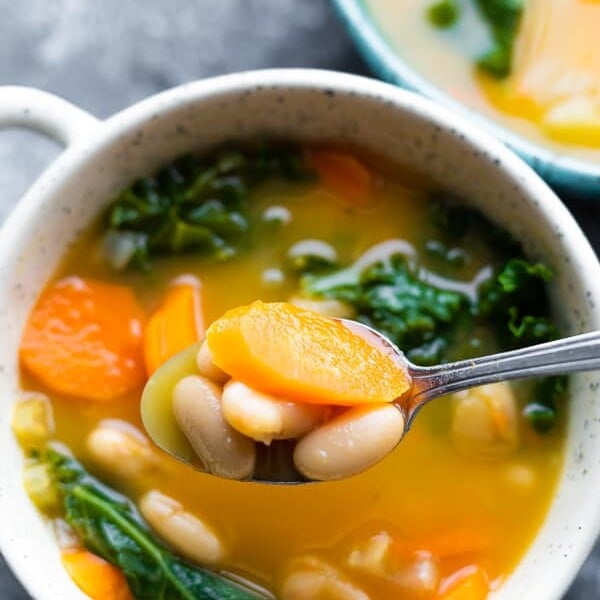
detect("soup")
[13,143,565,599]
[365,0,600,164]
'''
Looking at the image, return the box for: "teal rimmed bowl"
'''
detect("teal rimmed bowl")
[332,0,600,197]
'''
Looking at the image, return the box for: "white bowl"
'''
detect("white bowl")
[0,69,599,600]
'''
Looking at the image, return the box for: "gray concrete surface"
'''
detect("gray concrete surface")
[1,1,600,598]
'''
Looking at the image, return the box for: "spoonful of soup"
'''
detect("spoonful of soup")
[142,300,600,483]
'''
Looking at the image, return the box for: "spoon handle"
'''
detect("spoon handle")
[405,331,600,420]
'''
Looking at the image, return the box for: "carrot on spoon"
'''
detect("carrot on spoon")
[206,300,410,406]
[143,276,205,375]
[20,277,146,401]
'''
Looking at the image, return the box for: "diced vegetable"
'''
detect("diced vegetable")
[42,448,263,600]
[11,392,54,450]
[144,277,205,375]
[105,143,310,270]
[206,301,411,406]
[306,149,372,206]
[62,549,133,600]
[20,277,146,401]
[428,0,460,28]
[437,565,489,600]
[23,461,61,512]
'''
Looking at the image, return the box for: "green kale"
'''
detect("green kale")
[106,143,310,270]
[428,0,460,28]
[429,198,519,256]
[477,258,556,346]
[303,255,468,366]
[43,448,261,600]
[475,0,525,77]
[523,375,567,434]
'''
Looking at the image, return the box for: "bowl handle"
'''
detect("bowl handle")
[0,86,100,146]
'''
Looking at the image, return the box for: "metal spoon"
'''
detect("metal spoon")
[142,322,600,484]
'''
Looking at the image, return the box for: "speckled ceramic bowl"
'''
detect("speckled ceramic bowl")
[0,70,599,600]
[332,0,600,197]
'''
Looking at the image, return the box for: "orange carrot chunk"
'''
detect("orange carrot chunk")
[206,301,410,406]
[143,276,205,375]
[62,549,133,600]
[438,565,489,600]
[307,149,372,205]
[20,277,146,401]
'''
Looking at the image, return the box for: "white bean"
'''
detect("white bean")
[140,490,225,565]
[86,420,158,481]
[347,531,439,593]
[282,557,370,600]
[196,340,229,384]
[451,382,519,458]
[288,295,355,319]
[221,381,324,444]
[294,404,404,481]
[173,375,255,480]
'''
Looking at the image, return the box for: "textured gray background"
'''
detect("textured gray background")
[1,1,600,598]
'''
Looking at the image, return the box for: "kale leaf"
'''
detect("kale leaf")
[303,255,468,366]
[477,258,556,346]
[475,0,525,77]
[43,449,261,600]
[106,143,309,270]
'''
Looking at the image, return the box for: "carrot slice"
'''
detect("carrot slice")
[20,277,146,401]
[206,301,410,406]
[62,549,133,600]
[143,276,205,375]
[438,565,489,600]
[307,149,372,206]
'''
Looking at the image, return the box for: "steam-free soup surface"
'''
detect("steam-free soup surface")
[18,147,565,599]
[366,0,600,164]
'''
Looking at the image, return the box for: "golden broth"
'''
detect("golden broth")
[21,171,565,598]
[365,0,600,163]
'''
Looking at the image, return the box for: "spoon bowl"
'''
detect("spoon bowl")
[142,318,600,484]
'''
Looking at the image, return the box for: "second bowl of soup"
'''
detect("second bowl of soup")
[333,0,600,196]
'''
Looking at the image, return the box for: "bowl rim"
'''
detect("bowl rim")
[1,69,600,600]
[331,0,600,196]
